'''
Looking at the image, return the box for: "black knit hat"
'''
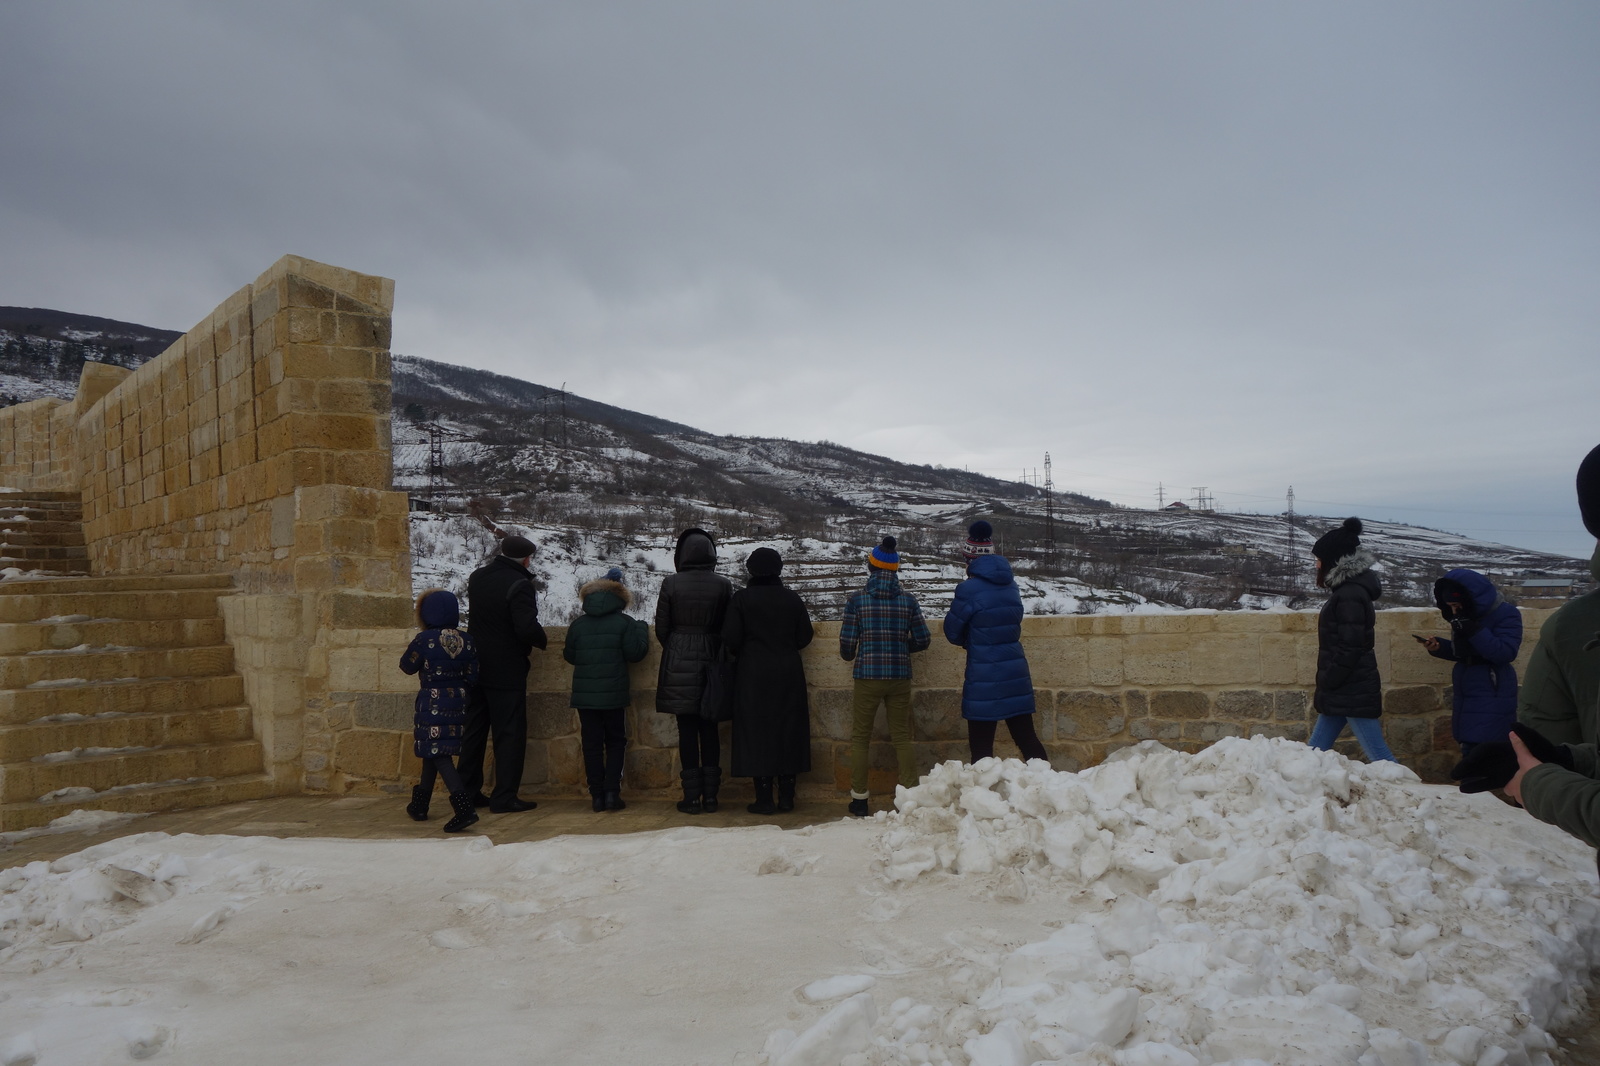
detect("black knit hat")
[1311,517,1363,566]
[501,535,536,559]
[1579,444,1600,539]
[746,547,783,577]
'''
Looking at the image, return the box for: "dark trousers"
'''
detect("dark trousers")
[458,686,528,806]
[967,714,1048,763]
[676,714,721,771]
[579,708,628,792]
[417,755,464,795]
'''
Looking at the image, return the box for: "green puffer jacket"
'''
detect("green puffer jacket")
[1521,740,1600,849]
[563,580,650,710]
[1517,548,1600,745]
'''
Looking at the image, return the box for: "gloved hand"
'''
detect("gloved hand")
[1451,723,1573,793]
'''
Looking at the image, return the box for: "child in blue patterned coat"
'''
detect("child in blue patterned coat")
[400,589,480,832]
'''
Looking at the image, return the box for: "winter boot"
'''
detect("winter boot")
[747,777,776,815]
[848,797,869,818]
[604,790,627,812]
[675,768,703,814]
[776,776,797,813]
[701,766,723,813]
[405,784,431,821]
[443,791,480,833]
[590,790,607,813]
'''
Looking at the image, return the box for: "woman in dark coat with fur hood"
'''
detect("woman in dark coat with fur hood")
[655,528,733,813]
[723,548,814,815]
[1307,518,1397,763]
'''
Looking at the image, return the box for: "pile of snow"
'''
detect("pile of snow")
[2,739,1595,1066]
[0,809,145,847]
[862,739,1598,1065]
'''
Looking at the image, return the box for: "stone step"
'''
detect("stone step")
[3,705,254,761]
[0,771,275,832]
[2,738,265,804]
[0,616,226,655]
[0,519,85,536]
[0,644,236,687]
[0,505,83,520]
[0,573,232,597]
[0,674,246,725]
[0,545,90,561]
[0,588,232,622]
[0,490,82,503]
[0,566,89,579]
[0,530,88,547]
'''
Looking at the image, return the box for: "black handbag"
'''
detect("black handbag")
[700,654,736,723]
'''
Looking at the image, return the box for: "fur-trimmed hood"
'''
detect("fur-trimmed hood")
[1324,547,1381,595]
[579,579,631,616]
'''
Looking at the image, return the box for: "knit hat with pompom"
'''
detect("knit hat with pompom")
[962,519,995,560]
[1311,517,1363,566]
[868,536,901,571]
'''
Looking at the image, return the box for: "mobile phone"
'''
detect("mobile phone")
[1412,634,1429,643]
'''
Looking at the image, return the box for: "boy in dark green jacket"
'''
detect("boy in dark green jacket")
[563,569,650,812]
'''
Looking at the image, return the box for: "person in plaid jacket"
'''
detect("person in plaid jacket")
[840,536,931,816]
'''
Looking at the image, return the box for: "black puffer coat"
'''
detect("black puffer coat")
[654,529,733,716]
[466,555,548,690]
[1315,549,1384,718]
[724,575,814,776]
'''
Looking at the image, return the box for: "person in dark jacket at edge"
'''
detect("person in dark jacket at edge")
[1306,517,1397,762]
[655,528,733,814]
[458,535,547,813]
[1455,446,1600,857]
[942,521,1048,765]
[1517,443,1600,747]
[563,568,650,813]
[841,536,932,817]
[723,547,814,816]
[1422,569,1522,756]
[399,589,479,833]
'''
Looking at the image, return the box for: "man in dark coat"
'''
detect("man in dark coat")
[655,528,733,813]
[723,547,814,815]
[459,535,547,812]
[1518,443,1600,745]
[563,568,650,812]
[943,521,1047,764]
[1424,568,1522,755]
[1306,517,1397,763]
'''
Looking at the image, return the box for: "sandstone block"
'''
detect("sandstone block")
[1214,689,1273,721]
[528,694,576,740]
[1150,690,1210,720]
[334,729,405,780]
[1055,690,1124,740]
[1123,635,1191,685]
[624,746,677,790]
[1274,690,1309,722]
[911,687,963,741]
[1384,685,1441,717]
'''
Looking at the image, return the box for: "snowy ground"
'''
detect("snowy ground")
[3,738,1597,1066]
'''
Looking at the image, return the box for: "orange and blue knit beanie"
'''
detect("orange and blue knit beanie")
[868,536,900,570]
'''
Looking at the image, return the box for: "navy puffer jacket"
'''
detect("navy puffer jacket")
[1428,568,1522,744]
[400,591,478,758]
[942,554,1035,721]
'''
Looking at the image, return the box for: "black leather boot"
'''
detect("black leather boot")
[675,768,703,814]
[603,789,626,812]
[701,766,722,813]
[776,775,797,813]
[406,784,431,821]
[443,791,480,833]
[590,790,606,813]
[747,777,776,815]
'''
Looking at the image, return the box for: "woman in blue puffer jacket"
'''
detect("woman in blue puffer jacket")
[943,521,1049,764]
[1424,568,1522,756]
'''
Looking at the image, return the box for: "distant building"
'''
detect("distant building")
[1508,576,1577,607]
[1164,501,1190,511]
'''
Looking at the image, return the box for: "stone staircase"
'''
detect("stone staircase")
[0,492,271,831]
[0,490,88,576]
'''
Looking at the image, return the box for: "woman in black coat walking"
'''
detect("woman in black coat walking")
[1307,517,1397,763]
[655,528,733,813]
[723,548,815,815]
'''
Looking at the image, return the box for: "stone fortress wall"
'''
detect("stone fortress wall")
[0,255,1547,801]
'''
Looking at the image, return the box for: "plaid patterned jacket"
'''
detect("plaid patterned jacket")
[839,572,931,680]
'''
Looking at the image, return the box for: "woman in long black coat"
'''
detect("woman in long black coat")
[655,528,733,813]
[723,548,814,815]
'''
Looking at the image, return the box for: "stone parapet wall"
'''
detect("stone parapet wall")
[313,606,1550,796]
[1,256,414,792]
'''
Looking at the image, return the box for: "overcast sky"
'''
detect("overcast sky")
[2,3,1596,557]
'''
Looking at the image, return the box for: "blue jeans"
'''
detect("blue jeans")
[1308,714,1397,763]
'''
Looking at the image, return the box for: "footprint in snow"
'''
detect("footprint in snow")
[123,1022,171,1061]
[546,916,621,944]
[428,928,481,950]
